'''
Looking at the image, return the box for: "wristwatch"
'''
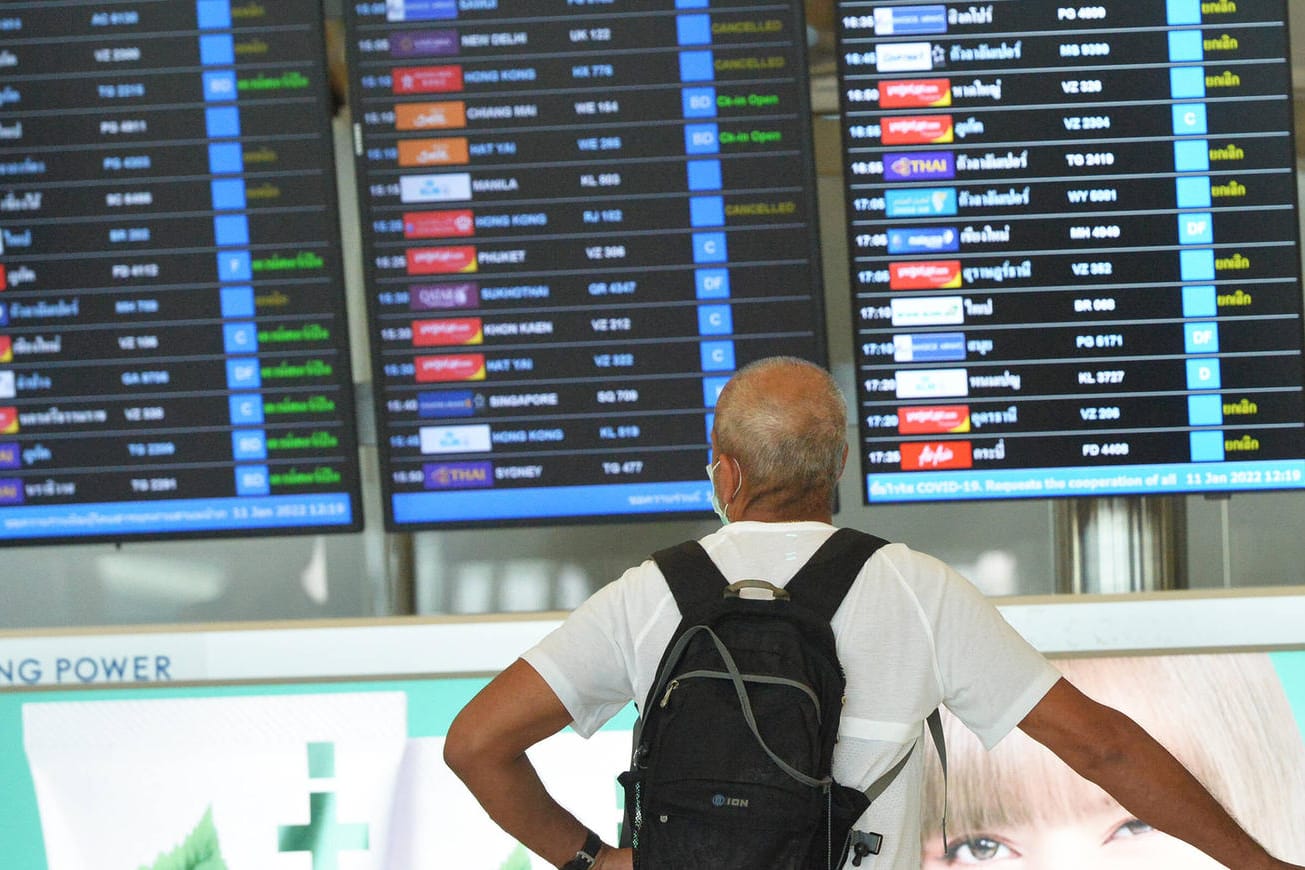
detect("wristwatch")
[560,829,604,870]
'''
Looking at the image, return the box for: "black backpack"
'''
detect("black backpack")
[618,528,910,869]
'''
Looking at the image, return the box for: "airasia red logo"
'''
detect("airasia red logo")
[898,406,970,434]
[900,441,972,470]
[412,317,483,347]
[879,79,952,109]
[890,260,962,290]
[0,407,16,434]
[415,353,486,383]
[392,65,464,95]
[882,115,954,145]
[404,210,475,239]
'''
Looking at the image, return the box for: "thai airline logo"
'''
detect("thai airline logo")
[888,227,958,254]
[901,440,972,470]
[398,137,469,167]
[404,209,475,239]
[419,424,492,455]
[898,405,971,434]
[415,353,486,382]
[407,246,477,275]
[880,79,952,108]
[399,172,472,203]
[895,368,969,399]
[0,336,10,363]
[392,65,464,95]
[0,477,21,505]
[0,369,12,398]
[424,461,493,489]
[409,282,479,311]
[0,265,7,291]
[412,317,483,347]
[0,302,7,327]
[396,101,467,130]
[884,151,955,181]
[891,296,964,327]
[0,441,17,469]
[882,115,954,145]
[890,260,963,290]
[0,406,16,434]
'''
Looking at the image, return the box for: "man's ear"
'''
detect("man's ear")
[839,443,849,477]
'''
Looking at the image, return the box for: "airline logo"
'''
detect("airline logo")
[419,423,492,455]
[387,0,458,24]
[415,353,486,382]
[0,478,21,505]
[898,405,971,434]
[393,65,464,95]
[0,406,16,435]
[883,115,954,145]
[0,370,12,398]
[0,302,7,327]
[880,79,952,108]
[890,260,963,290]
[895,367,968,399]
[901,440,973,470]
[875,42,935,73]
[396,101,467,130]
[0,336,10,363]
[424,461,493,489]
[407,246,478,275]
[884,151,955,181]
[888,227,958,254]
[412,317,483,347]
[891,296,964,326]
[398,137,470,167]
[894,332,966,362]
[418,389,479,418]
[0,264,7,291]
[400,172,472,203]
[885,187,956,217]
[875,6,947,36]
[0,441,17,470]
[404,209,475,239]
[390,29,459,58]
[410,281,479,311]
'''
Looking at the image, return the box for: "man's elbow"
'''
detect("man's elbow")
[443,710,486,782]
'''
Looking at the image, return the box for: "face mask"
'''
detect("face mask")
[706,458,741,525]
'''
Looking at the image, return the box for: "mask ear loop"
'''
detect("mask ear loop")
[725,457,743,518]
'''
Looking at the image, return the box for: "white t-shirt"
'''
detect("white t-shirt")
[524,521,1061,869]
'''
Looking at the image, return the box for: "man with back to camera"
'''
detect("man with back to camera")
[444,355,1305,870]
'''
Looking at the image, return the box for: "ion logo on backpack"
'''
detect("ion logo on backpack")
[618,529,889,870]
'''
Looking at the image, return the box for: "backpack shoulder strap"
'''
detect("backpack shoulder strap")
[784,528,890,621]
[651,540,729,614]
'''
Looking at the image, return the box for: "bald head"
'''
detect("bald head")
[713,357,848,518]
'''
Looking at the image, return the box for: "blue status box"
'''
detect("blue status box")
[199,34,235,66]
[1166,0,1201,25]
[703,376,731,407]
[1177,212,1213,245]
[1186,358,1221,390]
[682,87,717,118]
[695,269,731,299]
[1169,67,1206,99]
[684,123,719,154]
[223,322,258,353]
[1172,103,1208,136]
[679,50,715,82]
[687,159,723,191]
[1182,285,1217,318]
[1188,394,1224,427]
[214,215,250,247]
[1175,176,1212,208]
[677,14,711,46]
[690,196,725,227]
[208,142,243,174]
[205,106,241,138]
[1173,139,1210,172]
[692,232,728,263]
[1180,249,1215,281]
[231,430,268,462]
[217,250,253,282]
[203,70,237,102]
[220,285,256,318]
[1185,322,1219,354]
[1189,430,1225,462]
[234,465,271,497]
[701,340,736,372]
[698,304,733,336]
[196,0,233,29]
[1168,30,1204,62]
[226,357,262,389]
[228,394,265,426]
[211,179,247,210]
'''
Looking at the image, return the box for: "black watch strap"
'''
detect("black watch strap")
[560,829,604,870]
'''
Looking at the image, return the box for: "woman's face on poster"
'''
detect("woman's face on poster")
[920,807,1224,869]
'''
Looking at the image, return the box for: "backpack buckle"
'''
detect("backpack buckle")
[724,579,789,601]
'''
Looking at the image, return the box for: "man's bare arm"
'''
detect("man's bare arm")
[1019,677,1304,870]
[443,658,632,869]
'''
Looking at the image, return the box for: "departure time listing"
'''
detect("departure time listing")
[349,0,828,527]
[836,1,1305,503]
[0,1,363,543]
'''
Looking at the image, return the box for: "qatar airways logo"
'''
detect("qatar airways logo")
[901,440,972,470]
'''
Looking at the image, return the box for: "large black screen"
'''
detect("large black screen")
[837,1,1305,502]
[0,1,364,544]
[348,0,828,528]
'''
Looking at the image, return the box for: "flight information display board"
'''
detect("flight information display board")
[0,1,364,544]
[347,0,827,528]
[837,1,1305,503]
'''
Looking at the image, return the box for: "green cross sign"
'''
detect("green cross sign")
[278,742,369,870]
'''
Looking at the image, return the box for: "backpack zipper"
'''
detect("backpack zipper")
[657,670,822,718]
